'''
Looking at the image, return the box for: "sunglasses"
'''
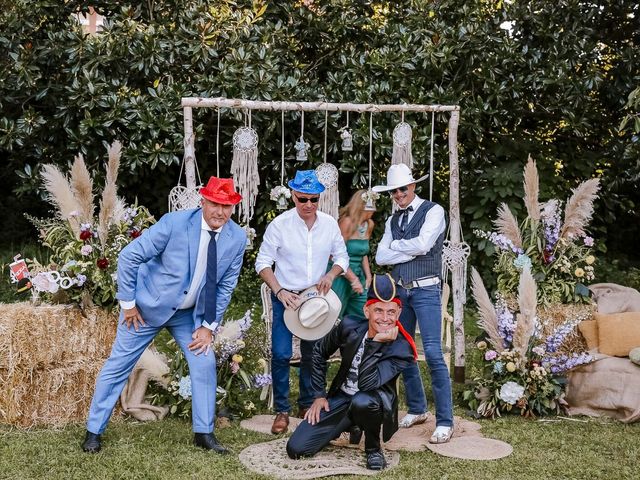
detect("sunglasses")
[294,194,320,204]
[388,185,409,195]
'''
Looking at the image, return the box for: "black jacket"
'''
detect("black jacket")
[310,315,416,441]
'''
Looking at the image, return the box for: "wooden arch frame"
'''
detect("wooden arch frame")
[180,97,467,381]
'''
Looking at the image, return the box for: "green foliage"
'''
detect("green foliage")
[1,0,638,271]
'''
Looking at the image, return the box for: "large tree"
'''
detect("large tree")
[1,0,638,266]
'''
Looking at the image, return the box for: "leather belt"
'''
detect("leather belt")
[398,276,440,289]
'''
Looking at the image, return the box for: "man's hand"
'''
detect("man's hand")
[316,273,335,295]
[305,397,330,425]
[188,326,213,356]
[372,326,399,343]
[277,289,301,310]
[121,306,146,332]
[365,275,372,289]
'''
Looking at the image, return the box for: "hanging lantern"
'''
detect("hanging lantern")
[270,185,291,210]
[294,136,309,162]
[244,225,256,250]
[340,128,353,152]
[361,189,379,212]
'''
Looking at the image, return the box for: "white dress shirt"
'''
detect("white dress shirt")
[120,216,221,331]
[255,208,350,290]
[375,195,446,266]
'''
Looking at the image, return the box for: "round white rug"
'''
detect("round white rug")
[426,436,513,460]
[238,437,400,479]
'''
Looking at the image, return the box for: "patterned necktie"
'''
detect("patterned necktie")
[204,231,217,324]
[400,206,413,232]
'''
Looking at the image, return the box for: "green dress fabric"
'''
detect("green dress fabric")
[331,238,370,320]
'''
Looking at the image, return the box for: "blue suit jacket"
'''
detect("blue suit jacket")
[115,208,247,328]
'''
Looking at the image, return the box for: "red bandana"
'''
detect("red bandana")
[364,298,418,360]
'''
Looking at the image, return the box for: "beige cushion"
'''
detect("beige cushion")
[595,312,640,357]
[578,320,599,351]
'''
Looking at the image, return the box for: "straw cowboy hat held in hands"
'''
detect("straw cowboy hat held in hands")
[284,287,342,341]
[371,164,428,193]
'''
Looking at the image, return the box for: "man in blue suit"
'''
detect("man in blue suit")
[82,177,247,454]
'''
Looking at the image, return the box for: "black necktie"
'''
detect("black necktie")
[400,206,413,232]
[204,231,217,324]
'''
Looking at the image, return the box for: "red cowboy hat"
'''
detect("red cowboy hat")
[199,177,242,205]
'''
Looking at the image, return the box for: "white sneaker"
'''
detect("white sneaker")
[398,412,429,428]
[429,425,454,444]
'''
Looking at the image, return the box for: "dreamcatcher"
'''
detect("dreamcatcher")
[316,110,339,219]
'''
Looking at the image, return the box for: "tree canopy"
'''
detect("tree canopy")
[1,0,638,266]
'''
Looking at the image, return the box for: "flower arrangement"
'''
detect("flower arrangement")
[150,310,271,419]
[26,142,154,309]
[270,185,291,210]
[464,267,594,418]
[475,157,600,305]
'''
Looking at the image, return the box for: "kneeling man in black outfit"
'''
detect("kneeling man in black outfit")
[286,274,417,470]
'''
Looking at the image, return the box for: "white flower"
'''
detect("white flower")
[31,272,60,294]
[270,185,291,201]
[178,375,192,399]
[499,381,525,405]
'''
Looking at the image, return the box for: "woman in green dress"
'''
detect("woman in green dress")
[331,189,375,320]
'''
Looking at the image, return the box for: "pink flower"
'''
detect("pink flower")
[583,236,594,247]
[230,361,240,374]
[485,350,498,361]
[80,245,93,256]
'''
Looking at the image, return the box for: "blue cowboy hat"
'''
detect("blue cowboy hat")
[287,170,325,195]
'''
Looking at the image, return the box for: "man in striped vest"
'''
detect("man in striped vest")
[373,163,454,444]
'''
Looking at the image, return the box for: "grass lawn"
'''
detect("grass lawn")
[1,412,638,479]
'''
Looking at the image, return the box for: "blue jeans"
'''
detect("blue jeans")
[271,294,316,413]
[398,284,453,427]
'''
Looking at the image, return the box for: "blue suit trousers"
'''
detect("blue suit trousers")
[87,308,217,434]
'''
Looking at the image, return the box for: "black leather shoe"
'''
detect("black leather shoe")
[366,450,387,470]
[193,433,230,454]
[349,426,363,445]
[82,431,102,453]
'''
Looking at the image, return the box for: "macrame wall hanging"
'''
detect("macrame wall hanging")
[269,111,292,211]
[361,111,379,211]
[168,126,203,212]
[392,111,413,169]
[442,226,471,304]
[294,111,310,162]
[316,110,340,219]
[230,110,260,248]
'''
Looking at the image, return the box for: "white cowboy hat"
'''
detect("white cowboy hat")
[283,286,342,340]
[372,164,429,193]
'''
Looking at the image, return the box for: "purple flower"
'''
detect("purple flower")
[485,350,498,361]
[583,236,594,247]
[253,373,272,388]
[80,245,93,256]
[496,297,516,347]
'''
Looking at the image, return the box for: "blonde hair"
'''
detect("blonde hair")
[338,189,369,238]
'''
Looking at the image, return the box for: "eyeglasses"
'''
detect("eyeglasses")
[388,185,409,196]
[294,194,320,204]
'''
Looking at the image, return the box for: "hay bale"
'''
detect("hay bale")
[0,302,117,428]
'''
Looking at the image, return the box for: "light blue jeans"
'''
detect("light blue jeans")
[87,308,217,434]
[398,284,453,427]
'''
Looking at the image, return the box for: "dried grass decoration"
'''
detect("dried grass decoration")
[0,302,117,428]
[230,124,260,226]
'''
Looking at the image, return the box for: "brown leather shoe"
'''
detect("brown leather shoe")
[297,407,309,419]
[271,412,289,434]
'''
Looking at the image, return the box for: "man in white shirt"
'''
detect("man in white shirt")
[374,163,454,444]
[255,169,349,434]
